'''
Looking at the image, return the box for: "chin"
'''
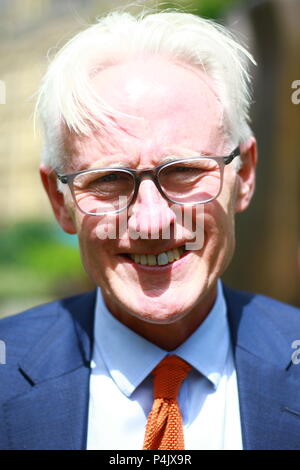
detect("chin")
[135,309,187,325]
[123,294,193,324]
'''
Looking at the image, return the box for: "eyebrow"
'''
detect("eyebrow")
[160,149,213,162]
[71,160,136,172]
[86,160,130,170]
[78,148,214,171]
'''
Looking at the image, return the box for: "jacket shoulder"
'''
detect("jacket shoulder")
[224,285,300,315]
[223,285,300,344]
[0,291,96,364]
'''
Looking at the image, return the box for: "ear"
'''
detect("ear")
[235,137,257,213]
[40,164,77,234]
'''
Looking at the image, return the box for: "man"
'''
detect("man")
[0,9,300,450]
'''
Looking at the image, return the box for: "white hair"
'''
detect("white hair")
[35,8,256,170]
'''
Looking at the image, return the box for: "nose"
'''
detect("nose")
[127,178,176,239]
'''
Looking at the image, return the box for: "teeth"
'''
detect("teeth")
[129,247,185,266]
[157,253,169,266]
[147,254,157,266]
[133,254,140,264]
[140,254,147,265]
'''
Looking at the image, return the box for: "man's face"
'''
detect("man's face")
[46,57,256,329]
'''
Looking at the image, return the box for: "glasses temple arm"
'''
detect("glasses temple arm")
[223,146,240,165]
[55,172,68,184]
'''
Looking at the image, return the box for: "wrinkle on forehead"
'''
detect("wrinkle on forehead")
[89,56,224,128]
[62,56,227,171]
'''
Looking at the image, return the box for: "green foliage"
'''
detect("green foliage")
[0,220,86,302]
[159,0,244,19]
[0,220,56,264]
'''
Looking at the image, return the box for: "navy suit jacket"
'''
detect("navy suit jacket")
[0,286,300,450]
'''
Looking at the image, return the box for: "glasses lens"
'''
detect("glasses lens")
[158,158,221,204]
[73,169,135,215]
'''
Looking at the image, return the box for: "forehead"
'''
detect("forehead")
[63,57,227,170]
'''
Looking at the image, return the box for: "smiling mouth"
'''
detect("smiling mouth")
[122,246,187,267]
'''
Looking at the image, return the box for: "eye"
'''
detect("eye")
[173,166,198,172]
[74,170,131,190]
[98,173,122,183]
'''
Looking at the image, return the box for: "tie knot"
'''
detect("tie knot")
[152,355,191,400]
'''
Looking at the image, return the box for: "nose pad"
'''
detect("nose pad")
[127,179,176,239]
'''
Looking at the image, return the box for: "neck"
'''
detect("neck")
[103,285,217,350]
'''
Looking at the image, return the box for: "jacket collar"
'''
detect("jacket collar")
[3,291,96,450]
[18,290,96,384]
[224,286,300,450]
[4,287,300,449]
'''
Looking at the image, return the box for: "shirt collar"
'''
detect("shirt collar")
[93,280,230,397]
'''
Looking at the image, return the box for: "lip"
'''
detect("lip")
[118,249,192,273]
[118,242,188,257]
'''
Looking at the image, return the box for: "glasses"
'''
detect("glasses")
[56,146,240,216]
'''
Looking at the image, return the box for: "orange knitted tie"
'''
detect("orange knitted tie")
[143,355,192,450]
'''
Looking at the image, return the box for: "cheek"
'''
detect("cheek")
[202,197,236,265]
[205,175,237,237]
[204,200,233,236]
[75,217,117,279]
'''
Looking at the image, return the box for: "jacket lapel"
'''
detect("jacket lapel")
[224,286,300,450]
[3,291,96,450]
[5,286,300,449]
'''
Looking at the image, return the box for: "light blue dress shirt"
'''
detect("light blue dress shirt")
[87,280,243,450]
